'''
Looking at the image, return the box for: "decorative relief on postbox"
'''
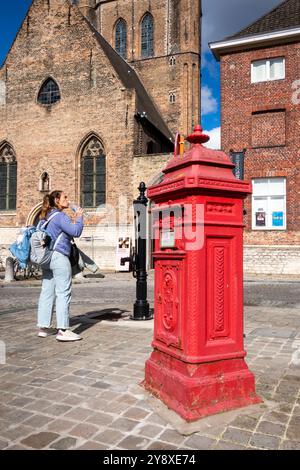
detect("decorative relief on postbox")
[206,202,234,215]
[207,239,231,342]
[156,261,182,349]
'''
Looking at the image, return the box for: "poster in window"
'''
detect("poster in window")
[272,211,284,227]
[256,211,266,227]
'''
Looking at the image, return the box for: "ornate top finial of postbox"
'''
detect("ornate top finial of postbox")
[186,125,210,145]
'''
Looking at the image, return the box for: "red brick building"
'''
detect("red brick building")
[0,0,201,270]
[210,0,300,276]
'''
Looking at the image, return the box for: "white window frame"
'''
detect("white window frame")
[251,57,285,83]
[252,177,286,231]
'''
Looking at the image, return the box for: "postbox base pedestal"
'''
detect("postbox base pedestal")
[143,350,262,422]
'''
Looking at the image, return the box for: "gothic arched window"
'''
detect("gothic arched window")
[81,137,106,208]
[40,172,50,192]
[0,143,17,211]
[38,78,61,105]
[115,19,127,59]
[141,13,154,58]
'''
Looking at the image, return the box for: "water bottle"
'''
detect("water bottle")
[69,203,90,218]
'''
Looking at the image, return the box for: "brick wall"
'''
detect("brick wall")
[221,43,300,246]
[0,1,137,231]
[244,245,300,276]
[96,0,201,135]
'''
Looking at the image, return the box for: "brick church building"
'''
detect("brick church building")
[210,0,300,275]
[0,0,201,270]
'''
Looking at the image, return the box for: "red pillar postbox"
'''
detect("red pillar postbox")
[143,125,261,422]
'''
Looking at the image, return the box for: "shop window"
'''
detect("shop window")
[252,178,286,230]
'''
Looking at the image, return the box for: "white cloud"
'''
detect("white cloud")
[203,127,221,150]
[201,86,218,115]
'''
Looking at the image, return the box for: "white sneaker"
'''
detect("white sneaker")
[38,327,57,338]
[56,329,82,342]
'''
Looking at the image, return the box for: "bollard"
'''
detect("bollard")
[4,257,15,282]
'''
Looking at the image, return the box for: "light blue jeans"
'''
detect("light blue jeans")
[37,251,72,330]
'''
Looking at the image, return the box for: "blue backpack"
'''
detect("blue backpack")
[9,212,61,269]
[9,226,37,268]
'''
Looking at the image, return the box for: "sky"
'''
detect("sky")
[0,0,284,148]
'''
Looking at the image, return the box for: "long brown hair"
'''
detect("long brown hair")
[39,190,63,219]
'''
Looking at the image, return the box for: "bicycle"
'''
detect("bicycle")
[13,259,41,280]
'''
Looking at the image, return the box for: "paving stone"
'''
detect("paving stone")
[0,439,8,450]
[75,441,108,450]
[147,441,179,450]
[6,408,34,424]
[21,431,59,449]
[62,395,86,407]
[250,433,281,450]
[50,437,77,450]
[256,421,286,437]
[109,417,139,433]
[145,413,168,426]
[46,419,75,433]
[8,397,36,408]
[86,412,115,426]
[69,423,99,439]
[276,403,294,414]
[25,399,53,413]
[72,369,94,377]
[214,441,247,450]
[184,434,216,450]
[104,401,131,414]
[136,424,163,439]
[286,417,300,441]
[262,411,290,425]
[0,424,34,441]
[64,407,94,421]
[94,429,125,446]
[118,435,150,450]
[23,414,54,428]
[228,415,258,431]
[91,381,111,390]
[5,444,29,450]
[280,440,300,450]
[222,427,252,445]
[158,429,186,446]
[123,407,150,420]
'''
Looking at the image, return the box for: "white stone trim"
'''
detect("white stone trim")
[210,27,300,59]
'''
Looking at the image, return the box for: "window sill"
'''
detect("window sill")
[0,211,17,216]
[252,228,286,231]
[251,78,285,85]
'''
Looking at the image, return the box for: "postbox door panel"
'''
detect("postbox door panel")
[153,259,184,351]
[204,234,243,356]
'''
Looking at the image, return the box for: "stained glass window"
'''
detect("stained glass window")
[0,144,17,211]
[115,19,127,59]
[81,137,106,208]
[141,13,154,58]
[38,78,61,105]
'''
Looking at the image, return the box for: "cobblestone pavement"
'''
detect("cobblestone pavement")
[0,276,299,450]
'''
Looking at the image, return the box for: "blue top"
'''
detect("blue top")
[42,208,84,257]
